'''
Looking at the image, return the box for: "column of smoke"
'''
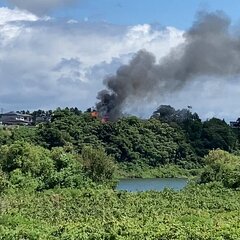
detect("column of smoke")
[96,11,240,121]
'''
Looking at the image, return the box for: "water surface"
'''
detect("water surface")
[116,178,187,192]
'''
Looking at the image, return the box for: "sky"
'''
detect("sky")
[0,0,240,121]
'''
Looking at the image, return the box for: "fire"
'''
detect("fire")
[90,109,109,123]
[101,115,109,123]
[91,110,99,118]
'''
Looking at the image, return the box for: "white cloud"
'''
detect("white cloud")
[166,77,240,121]
[0,7,45,44]
[0,7,239,121]
[0,7,38,24]
[0,7,185,113]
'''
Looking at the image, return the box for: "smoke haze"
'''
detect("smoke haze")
[97,11,240,120]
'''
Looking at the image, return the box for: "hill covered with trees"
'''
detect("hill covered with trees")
[2,105,238,177]
[1,106,240,238]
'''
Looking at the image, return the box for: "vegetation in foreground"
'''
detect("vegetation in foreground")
[1,183,240,239]
[0,106,240,239]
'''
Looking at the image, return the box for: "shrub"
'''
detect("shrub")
[82,146,116,183]
[199,149,240,188]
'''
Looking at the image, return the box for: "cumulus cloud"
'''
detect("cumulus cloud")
[0,7,184,113]
[6,0,78,15]
[0,7,39,44]
[0,7,38,24]
[0,7,239,121]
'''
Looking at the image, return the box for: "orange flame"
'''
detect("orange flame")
[91,111,98,118]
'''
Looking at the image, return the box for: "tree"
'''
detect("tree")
[48,147,86,188]
[0,141,88,190]
[199,149,240,188]
[152,105,195,124]
[202,118,236,152]
[0,141,54,190]
[152,105,176,122]
[0,141,54,176]
[82,146,116,183]
[37,124,66,149]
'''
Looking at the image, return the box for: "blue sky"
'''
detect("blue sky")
[1,0,239,29]
[58,0,240,29]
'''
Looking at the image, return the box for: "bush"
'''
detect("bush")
[199,149,240,188]
[82,146,116,183]
[0,142,87,190]
[0,141,54,178]
[48,147,86,188]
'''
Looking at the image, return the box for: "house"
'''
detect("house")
[0,111,32,125]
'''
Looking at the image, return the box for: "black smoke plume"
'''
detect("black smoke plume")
[97,11,240,120]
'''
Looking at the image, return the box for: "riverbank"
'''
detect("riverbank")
[116,163,202,179]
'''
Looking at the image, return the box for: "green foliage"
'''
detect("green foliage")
[200,149,240,188]
[0,127,39,148]
[152,104,195,124]
[9,126,38,144]
[6,107,233,178]
[0,141,54,177]
[0,184,240,239]
[34,109,199,170]
[97,117,197,168]
[116,163,197,178]
[0,142,89,191]
[48,147,86,188]
[0,128,12,146]
[184,117,237,157]
[0,170,9,192]
[9,169,40,192]
[37,109,102,150]
[1,107,240,238]
[153,106,237,158]
[1,107,238,181]
[0,141,54,190]
[202,118,237,152]
[82,146,116,183]
[37,124,66,149]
